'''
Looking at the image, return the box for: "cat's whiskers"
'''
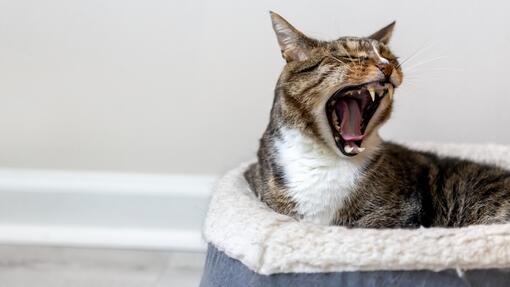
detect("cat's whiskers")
[404,67,460,79]
[399,50,462,82]
[403,56,447,73]
[402,68,461,88]
[416,67,464,72]
[396,43,435,70]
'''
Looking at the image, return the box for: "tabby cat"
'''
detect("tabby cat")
[244,12,510,228]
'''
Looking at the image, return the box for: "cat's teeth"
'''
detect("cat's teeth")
[376,89,385,97]
[387,84,394,100]
[344,145,365,154]
[368,88,376,102]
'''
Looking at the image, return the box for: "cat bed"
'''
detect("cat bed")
[199,143,510,287]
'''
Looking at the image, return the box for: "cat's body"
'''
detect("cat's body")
[245,12,510,228]
[246,113,510,228]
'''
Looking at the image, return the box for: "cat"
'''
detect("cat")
[244,12,510,228]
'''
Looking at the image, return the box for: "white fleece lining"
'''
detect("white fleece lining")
[203,142,510,275]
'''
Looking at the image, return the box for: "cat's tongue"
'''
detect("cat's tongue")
[336,98,363,142]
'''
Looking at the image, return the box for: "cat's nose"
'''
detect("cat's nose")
[376,62,394,79]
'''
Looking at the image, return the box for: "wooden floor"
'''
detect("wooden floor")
[0,245,205,287]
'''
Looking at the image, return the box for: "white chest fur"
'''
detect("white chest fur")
[275,128,370,225]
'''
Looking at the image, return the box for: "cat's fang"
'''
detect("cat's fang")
[387,84,394,99]
[344,145,354,153]
[388,84,393,95]
[368,88,376,102]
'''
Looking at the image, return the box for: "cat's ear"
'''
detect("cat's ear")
[270,11,314,62]
[368,21,396,45]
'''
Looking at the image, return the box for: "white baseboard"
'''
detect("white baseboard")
[0,224,204,251]
[0,168,216,252]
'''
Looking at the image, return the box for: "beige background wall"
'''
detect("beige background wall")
[0,0,509,174]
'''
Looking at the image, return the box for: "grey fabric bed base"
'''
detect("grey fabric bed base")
[199,244,510,287]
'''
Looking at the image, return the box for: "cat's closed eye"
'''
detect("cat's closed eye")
[337,55,369,62]
[295,59,324,73]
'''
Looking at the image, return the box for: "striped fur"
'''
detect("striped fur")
[245,12,510,227]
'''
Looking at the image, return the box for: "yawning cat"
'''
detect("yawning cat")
[244,12,510,228]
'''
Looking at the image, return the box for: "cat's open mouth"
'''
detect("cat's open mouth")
[326,81,393,156]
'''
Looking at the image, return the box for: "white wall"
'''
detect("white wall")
[0,0,509,174]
